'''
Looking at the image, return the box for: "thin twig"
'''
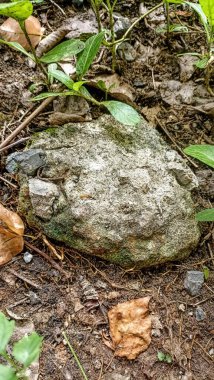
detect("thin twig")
[7,268,42,289]
[25,241,70,278]
[0,97,54,150]
[50,0,66,15]
[155,116,198,168]
[0,175,18,189]
[62,332,89,380]
[0,137,30,154]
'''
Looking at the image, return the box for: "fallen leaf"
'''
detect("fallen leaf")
[108,297,151,359]
[0,203,24,266]
[35,26,69,58]
[89,73,135,106]
[0,16,43,51]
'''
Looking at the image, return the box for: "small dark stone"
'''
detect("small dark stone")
[6,149,45,176]
[195,306,206,321]
[184,271,204,296]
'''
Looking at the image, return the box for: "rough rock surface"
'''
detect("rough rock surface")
[16,115,200,268]
[184,271,204,296]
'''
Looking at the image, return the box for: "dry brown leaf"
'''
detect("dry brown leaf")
[0,16,43,51]
[35,27,69,58]
[89,73,135,106]
[0,203,24,266]
[108,297,151,360]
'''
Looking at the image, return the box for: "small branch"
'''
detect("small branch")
[0,97,54,150]
[155,116,198,168]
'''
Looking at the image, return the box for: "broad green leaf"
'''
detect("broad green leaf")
[102,100,140,126]
[184,145,214,168]
[76,32,104,78]
[32,91,75,101]
[0,39,35,61]
[40,40,85,63]
[48,68,74,89]
[72,81,87,91]
[96,79,107,92]
[13,332,42,368]
[0,365,17,380]
[0,313,15,353]
[195,56,209,68]
[196,208,214,221]
[199,0,214,26]
[0,1,33,20]
[185,2,208,31]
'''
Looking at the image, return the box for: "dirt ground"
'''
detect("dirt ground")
[0,1,214,379]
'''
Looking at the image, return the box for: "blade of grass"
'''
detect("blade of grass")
[62,332,89,380]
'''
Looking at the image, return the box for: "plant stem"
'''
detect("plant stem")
[105,1,163,47]
[1,351,22,375]
[106,0,116,70]
[91,0,102,32]
[62,332,89,380]
[165,1,170,40]
[19,20,48,79]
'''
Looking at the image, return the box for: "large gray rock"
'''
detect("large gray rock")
[17,116,200,268]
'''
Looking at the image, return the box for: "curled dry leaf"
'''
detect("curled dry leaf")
[89,73,135,106]
[108,297,151,360]
[36,27,70,58]
[0,16,43,51]
[0,203,24,266]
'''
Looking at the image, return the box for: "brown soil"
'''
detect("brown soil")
[0,1,213,379]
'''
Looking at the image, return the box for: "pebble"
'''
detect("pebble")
[104,374,131,380]
[195,306,206,321]
[28,291,40,305]
[209,348,214,356]
[113,14,131,38]
[23,251,33,264]
[178,303,186,312]
[117,42,137,62]
[184,271,204,296]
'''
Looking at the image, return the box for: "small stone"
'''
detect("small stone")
[209,348,214,356]
[28,291,40,305]
[184,271,204,296]
[195,306,206,321]
[6,149,45,175]
[72,0,84,6]
[113,14,131,38]
[117,42,137,62]
[178,304,186,312]
[23,251,33,263]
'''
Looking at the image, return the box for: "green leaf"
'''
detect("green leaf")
[0,1,33,20]
[165,354,173,364]
[196,208,214,221]
[165,0,184,3]
[0,39,35,61]
[40,39,85,63]
[0,365,17,380]
[0,313,15,353]
[72,81,87,91]
[76,32,105,78]
[203,266,210,280]
[199,0,214,26]
[102,100,140,126]
[31,91,75,101]
[195,56,209,68]
[13,332,42,368]
[157,351,166,361]
[185,2,208,30]
[48,68,74,89]
[184,145,214,168]
[96,80,107,92]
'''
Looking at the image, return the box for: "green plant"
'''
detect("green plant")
[185,0,214,94]
[0,312,42,380]
[157,351,173,363]
[184,144,214,221]
[0,0,141,126]
[62,332,88,380]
